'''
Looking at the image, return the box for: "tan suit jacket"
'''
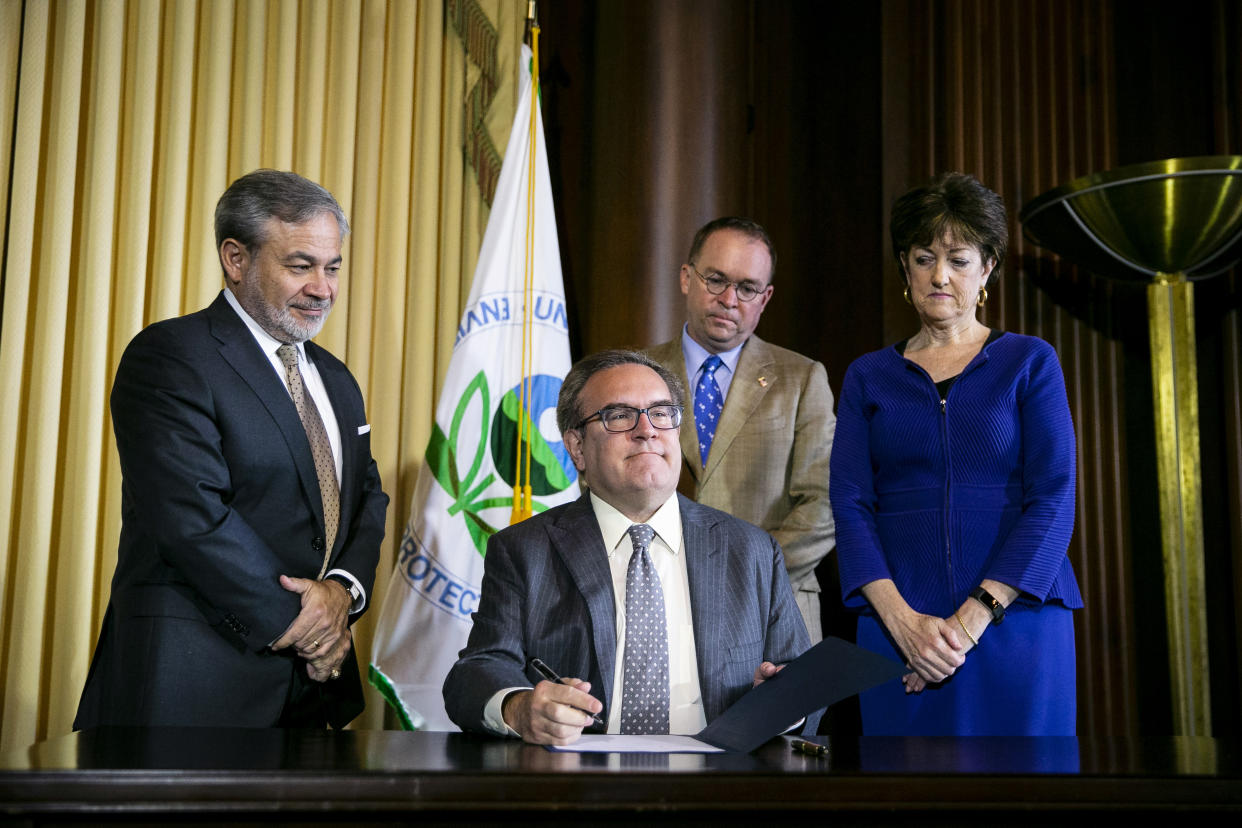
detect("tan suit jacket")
[647,335,835,639]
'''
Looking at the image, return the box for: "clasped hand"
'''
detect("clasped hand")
[890,609,969,694]
[270,575,352,682]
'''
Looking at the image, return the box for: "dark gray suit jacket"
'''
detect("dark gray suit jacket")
[74,293,388,729]
[443,492,810,732]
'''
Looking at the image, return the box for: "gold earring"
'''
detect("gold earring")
[903,286,912,305]
[977,287,988,307]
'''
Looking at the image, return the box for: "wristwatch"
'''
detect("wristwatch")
[970,586,1005,625]
[326,573,362,607]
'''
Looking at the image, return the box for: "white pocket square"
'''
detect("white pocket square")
[357,424,371,435]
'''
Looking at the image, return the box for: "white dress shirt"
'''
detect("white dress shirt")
[221,288,365,612]
[594,492,707,735]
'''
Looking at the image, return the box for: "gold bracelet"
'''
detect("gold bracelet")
[954,612,979,647]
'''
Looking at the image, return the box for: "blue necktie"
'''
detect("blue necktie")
[694,355,724,467]
[620,523,669,734]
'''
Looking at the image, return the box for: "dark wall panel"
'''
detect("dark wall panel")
[749,1,884,391]
[543,0,754,354]
[543,0,886,385]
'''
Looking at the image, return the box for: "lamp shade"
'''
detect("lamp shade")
[1019,156,1242,281]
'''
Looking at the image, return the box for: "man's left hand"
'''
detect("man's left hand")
[753,661,785,687]
[272,575,352,682]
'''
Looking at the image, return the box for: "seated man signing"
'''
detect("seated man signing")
[443,349,810,744]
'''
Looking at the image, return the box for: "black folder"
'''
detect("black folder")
[695,636,904,752]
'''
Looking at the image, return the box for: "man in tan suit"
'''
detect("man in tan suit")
[647,217,836,641]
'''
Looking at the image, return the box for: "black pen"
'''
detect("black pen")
[527,657,605,727]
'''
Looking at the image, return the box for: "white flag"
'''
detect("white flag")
[369,46,577,730]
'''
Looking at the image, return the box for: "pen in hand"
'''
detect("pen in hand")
[527,657,605,727]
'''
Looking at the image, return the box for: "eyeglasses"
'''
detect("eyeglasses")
[576,405,683,432]
[688,263,769,302]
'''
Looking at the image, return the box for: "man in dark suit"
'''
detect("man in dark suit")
[74,170,388,730]
[443,350,809,745]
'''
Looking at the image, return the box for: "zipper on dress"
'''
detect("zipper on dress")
[941,395,952,588]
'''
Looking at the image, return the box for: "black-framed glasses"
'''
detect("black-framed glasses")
[688,263,769,302]
[576,405,683,432]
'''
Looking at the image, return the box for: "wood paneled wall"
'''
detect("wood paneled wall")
[539,0,1242,743]
[541,0,755,353]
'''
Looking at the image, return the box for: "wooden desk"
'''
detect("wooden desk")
[1,728,1238,824]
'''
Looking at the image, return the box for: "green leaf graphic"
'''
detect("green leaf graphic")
[450,371,491,492]
[424,423,457,494]
[425,371,565,558]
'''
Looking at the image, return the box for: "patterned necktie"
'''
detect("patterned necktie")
[694,354,724,466]
[620,523,670,734]
[276,344,339,575]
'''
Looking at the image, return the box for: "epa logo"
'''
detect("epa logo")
[490,374,576,495]
[425,371,577,555]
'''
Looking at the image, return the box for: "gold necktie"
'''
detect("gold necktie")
[276,344,339,574]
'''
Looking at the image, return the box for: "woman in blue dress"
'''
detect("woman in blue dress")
[830,173,1082,736]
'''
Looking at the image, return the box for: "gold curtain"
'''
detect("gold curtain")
[0,0,523,750]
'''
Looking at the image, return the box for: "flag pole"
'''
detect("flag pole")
[511,0,540,523]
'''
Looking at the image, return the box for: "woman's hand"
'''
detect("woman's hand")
[888,608,967,683]
[862,579,967,686]
[904,612,979,694]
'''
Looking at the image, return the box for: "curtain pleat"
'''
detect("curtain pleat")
[45,0,125,741]
[188,0,235,315]
[0,0,523,748]
[0,1,22,260]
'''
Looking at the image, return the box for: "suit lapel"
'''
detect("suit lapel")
[207,295,326,535]
[701,336,775,485]
[680,495,727,718]
[668,347,701,484]
[546,494,618,713]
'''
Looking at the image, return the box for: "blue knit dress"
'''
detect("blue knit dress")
[831,332,1082,736]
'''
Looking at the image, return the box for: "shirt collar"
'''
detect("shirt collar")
[680,323,745,377]
[590,490,683,558]
[222,288,307,362]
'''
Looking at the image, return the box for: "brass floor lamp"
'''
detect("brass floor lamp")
[1021,156,1242,739]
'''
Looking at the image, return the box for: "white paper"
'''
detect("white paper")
[545,734,725,753]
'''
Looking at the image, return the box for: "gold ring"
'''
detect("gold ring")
[330,668,341,680]
[310,639,320,650]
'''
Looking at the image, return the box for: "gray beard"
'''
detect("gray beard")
[238,277,330,344]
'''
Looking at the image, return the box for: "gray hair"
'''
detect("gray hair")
[556,349,685,434]
[214,169,349,262]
